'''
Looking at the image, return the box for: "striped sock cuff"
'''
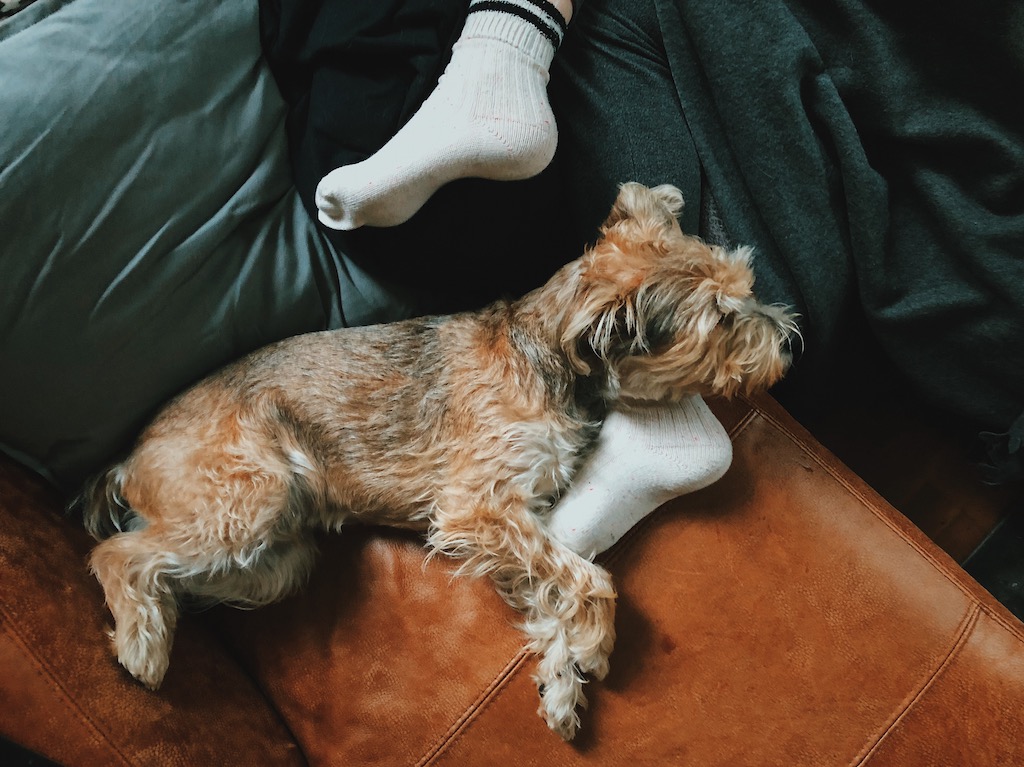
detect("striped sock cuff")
[467,0,567,50]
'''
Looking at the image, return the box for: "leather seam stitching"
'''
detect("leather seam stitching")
[849,603,981,766]
[726,407,760,440]
[0,604,135,767]
[748,399,1024,643]
[415,648,532,766]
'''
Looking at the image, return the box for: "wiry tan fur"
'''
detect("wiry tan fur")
[79,183,797,740]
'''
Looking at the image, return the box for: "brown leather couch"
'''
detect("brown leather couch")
[2,393,1023,766]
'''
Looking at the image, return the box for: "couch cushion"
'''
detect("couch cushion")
[0,0,418,491]
[213,393,1024,765]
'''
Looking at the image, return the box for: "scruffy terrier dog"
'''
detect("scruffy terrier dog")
[81,183,796,740]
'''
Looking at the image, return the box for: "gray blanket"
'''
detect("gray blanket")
[550,0,1024,479]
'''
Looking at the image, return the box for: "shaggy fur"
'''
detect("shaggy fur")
[79,183,797,740]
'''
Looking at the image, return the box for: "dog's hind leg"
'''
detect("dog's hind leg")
[428,497,616,740]
[181,529,319,609]
[89,529,184,689]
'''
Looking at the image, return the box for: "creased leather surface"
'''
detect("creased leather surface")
[0,459,306,767]
[211,529,528,767]
[2,393,1022,766]
[862,609,1024,766]
[212,393,1024,766]
[415,395,1024,766]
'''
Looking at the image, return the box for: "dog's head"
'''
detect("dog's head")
[556,182,798,402]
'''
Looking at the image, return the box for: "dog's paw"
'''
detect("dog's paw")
[570,615,614,681]
[575,646,611,682]
[536,668,586,741]
[567,567,616,682]
[113,622,170,690]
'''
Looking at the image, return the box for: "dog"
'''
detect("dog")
[79,182,797,740]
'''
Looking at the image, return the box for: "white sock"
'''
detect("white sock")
[547,396,733,559]
[315,0,564,230]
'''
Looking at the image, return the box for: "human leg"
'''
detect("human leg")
[314,0,576,230]
[540,0,736,556]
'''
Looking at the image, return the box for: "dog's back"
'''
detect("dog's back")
[81,305,596,537]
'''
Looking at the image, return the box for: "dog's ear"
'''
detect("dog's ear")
[601,182,685,239]
[557,253,634,374]
[708,245,756,315]
[558,249,664,376]
[558,184,686,375]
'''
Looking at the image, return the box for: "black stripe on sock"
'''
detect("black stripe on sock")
[467,1,563,49]
[521,0,569,37]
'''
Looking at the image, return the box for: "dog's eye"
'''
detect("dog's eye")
[717,313,735,330]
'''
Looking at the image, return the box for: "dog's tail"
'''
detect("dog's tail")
[73,464,145,541]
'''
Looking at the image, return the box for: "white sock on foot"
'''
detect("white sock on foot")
[547,396,733,559]
[315,0,565,230]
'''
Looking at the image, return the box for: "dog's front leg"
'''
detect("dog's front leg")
[428,496,616,740]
